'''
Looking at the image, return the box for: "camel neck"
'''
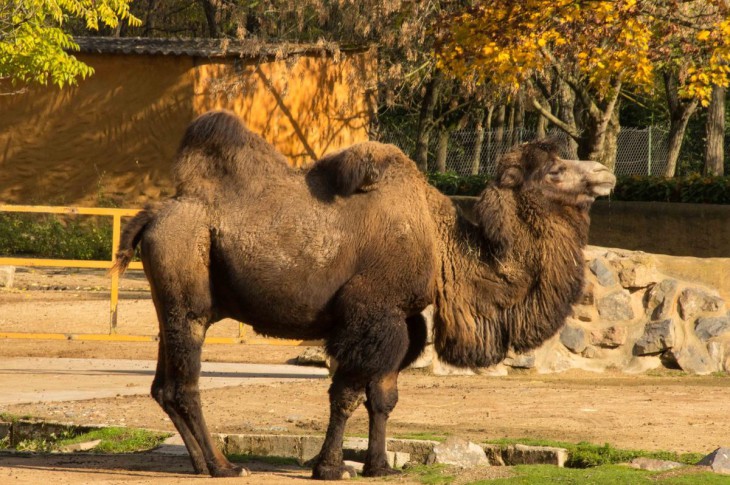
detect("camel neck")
[431,194,587,369]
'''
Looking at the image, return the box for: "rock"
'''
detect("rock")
[615,254,661,289]
[678,288,724,321]
[432,357,476,376]
[629,457,684,471]
[482,445,506,466]
[707,337,730,372]
[343,460,364,474]
[341,437,410,469]
[152,433,188,455]
[597,290,635,321]
[589,258,617,287]
[590,325,628,348]
[0,266,15,288]
[667,338,718,375]
[560,324,588,354]
[503,352,536,369]
[634,319,676,355]
[426,437,489,467]
[498,444,567,467]
[409,345,435,369]
[294,347,329,367]
[645,279,679,320]
[59,439,102,452]
[582,345,599,359]
[695,315,730,341]
[386,438,439,465]
[697,447,730,474]
[572,305,595,323]
[579,281,595,306]
[0,421,10,441]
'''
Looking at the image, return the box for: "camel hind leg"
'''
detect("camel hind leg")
[143,222,245,478]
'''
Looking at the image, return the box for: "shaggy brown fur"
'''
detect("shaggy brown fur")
[112,110,615,480]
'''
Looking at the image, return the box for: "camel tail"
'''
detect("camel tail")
[110,206,157,277]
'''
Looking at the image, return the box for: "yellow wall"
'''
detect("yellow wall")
[0,50,373,206]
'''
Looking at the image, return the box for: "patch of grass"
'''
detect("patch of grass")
[404,464,456,485]
[55,427,169,453]
[226,453,301,466]
[476,464,725,484]
[485,439,704,468]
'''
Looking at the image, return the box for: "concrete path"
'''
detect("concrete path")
[0,357,329,406]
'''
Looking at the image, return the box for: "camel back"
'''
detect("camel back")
[172,110,290,197]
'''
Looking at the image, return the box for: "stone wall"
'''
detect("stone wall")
[414,247,730,376]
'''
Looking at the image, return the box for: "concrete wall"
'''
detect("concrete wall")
[0,51,373,206]
[589,200,730,258]
[452,197,730,258]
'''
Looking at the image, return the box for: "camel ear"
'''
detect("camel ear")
[474,185,515,260]
[498,166,523,188]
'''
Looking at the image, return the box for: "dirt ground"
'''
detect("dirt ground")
[1,267,730,483]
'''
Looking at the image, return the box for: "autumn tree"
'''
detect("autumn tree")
[0,0,141,92]
[436,0,730,171]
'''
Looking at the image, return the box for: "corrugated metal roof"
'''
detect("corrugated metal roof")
[73,37,340,58]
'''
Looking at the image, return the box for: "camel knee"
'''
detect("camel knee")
[365,375,399,415]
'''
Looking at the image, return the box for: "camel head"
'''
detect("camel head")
[495,140,616,206]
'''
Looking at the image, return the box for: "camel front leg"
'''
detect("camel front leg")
[312,370,365,480]
[362,371,401,477]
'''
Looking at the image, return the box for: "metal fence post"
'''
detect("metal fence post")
[110,214,121,334]
[648,126,653,176]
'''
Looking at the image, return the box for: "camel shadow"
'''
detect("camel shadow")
[0,451,313,480]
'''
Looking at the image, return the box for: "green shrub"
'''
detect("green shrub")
[427,171,491,196]
[613,175,730,204]
[0,213,112,260]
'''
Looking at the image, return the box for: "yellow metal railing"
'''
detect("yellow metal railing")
[0,204,317,346]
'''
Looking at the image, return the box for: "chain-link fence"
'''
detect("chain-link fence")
[379,126,669,176]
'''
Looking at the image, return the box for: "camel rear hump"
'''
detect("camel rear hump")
[314,141,419,196]
[173,110,291,197]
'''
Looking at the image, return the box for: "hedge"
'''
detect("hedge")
[428,172,730,204]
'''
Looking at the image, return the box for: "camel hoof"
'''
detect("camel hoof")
[210,464,249,478]
[312,463,357,480]
[362,465,401,478]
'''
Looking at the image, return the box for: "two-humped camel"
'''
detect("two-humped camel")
[112,110,615,479]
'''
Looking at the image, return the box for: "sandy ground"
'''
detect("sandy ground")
[1,267,730,483]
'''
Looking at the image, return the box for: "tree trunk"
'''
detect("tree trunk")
[142,0,159,36]
[414,71,443,172]
[470,111,487,175]
[662,71,698,177]
[704,85,726,176]
[557,80,579,158]
[577,86,621,170]
[514,94,525,144]
[494,105,506,157]
[200,0,221,37]
[435,128,450,173]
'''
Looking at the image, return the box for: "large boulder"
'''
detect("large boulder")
[695,315,730,341]
[597,290,635,321]
[634,319,676,355]
[645,279,679,320]
[678,288,725,321]
[426,437,489,467]
[697,447,730,475]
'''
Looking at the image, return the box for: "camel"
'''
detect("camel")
[112,110,615,480]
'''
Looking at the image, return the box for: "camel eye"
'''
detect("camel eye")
[549,166,565,176]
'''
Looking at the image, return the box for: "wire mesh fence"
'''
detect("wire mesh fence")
[379,126,670,176]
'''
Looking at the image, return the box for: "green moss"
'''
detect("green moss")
[484,439,703,468]
[54,427,169,453]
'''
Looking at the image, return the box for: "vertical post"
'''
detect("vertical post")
[110,214,121,334]
[239,322,246,342]
[647,125,653,176]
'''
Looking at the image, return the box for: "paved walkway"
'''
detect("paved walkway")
[0,357,329,406]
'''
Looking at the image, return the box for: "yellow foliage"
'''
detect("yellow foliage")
[436,0,729,105]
